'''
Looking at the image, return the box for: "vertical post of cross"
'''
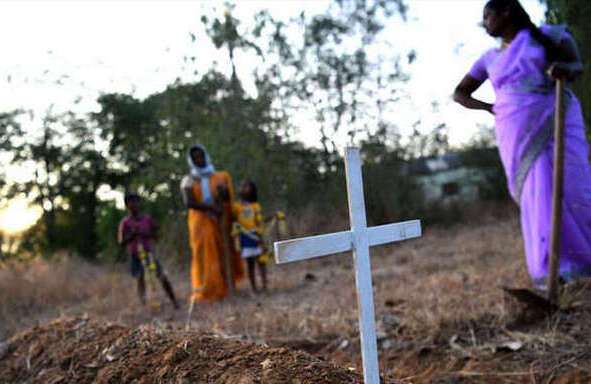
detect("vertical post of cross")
[345,147,380,384]
[274,146,422,383]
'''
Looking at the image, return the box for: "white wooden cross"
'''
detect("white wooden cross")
[274,147,422,384]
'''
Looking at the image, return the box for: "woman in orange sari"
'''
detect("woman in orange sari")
[181,144,245,302]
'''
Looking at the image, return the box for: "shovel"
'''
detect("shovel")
[503,78,566,312]
[220,211,235,296]
[546,78,566,305]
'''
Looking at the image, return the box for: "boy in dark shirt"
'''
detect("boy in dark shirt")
[118,193,179,309]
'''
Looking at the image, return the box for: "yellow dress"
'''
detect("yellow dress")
[232,202,263,234]
[185,171,245,301]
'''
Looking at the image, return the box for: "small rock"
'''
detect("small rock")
[261,358,273,370]
[380,339,393,350]
[495,340,524,352]
[338,339,349,350]
[379,314,399,327]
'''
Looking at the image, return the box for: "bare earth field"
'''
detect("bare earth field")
[1,208,591,383]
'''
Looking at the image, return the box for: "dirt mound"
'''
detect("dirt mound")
[0,316,362,384]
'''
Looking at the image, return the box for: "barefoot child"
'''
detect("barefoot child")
[118,193,179,308]
[232,179,268,292]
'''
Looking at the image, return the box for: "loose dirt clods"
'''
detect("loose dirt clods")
[0,316,362,384]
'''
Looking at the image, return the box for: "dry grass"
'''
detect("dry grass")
[1,203,590,382]
[0,255,140,340]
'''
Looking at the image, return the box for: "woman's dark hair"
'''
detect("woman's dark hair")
[485,0,560,61]
[241,179,258,203]
[124,192,140,207]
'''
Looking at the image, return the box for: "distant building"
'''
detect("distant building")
[409,149,501,204]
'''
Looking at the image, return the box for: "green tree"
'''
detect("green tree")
[0,109,113,258]
[201,5,262,95]
[249,0,410,169]
[2,0,433,259]
[0,108,70,254]
[360,131,421,225]
[93,71,323,212]
[542,0,591,134]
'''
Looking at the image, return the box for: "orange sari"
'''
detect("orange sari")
[187,171,245,301]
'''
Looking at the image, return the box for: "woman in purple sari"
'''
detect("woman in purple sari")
[454,0,591,289]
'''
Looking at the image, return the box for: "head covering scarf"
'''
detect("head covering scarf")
[188,144,216,204]
[188,144,215,177]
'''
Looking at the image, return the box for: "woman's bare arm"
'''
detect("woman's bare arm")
[453,75,494,114]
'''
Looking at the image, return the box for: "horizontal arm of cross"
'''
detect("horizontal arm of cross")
[274,219,421,264]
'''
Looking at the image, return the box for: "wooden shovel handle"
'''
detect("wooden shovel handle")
[220,212,235,296]
[547,79,566,304]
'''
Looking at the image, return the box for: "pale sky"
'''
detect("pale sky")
[0,0,546,232]
[389,0,545,145]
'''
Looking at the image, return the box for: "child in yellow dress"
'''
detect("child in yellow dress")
[232,179,267,292]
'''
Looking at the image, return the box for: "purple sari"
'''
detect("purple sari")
[469,25,591,287]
